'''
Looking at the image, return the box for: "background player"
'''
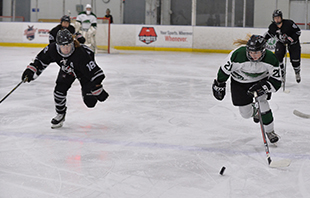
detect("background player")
[21,29,108,128]
[212,35,282,143]
[49,15,85,44]
[75,4,97,52]
[264,9,301,83]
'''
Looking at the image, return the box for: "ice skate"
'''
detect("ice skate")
[266,131,279,143]
[51,112,66,129]
[295,71,301,83]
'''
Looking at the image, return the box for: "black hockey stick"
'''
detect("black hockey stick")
[254,92,291,167]
[0,77,28,104]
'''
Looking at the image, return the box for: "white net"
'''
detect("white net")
[72,17,116,54]
[96,17,112,53]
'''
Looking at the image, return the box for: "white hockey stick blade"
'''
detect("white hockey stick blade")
[293,110,310,119]
[283,89,290,93]
[269,159,291,168]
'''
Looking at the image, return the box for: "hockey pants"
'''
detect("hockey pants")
[275,42,301,72]
[54,70,98,114]
[230,79,274,133]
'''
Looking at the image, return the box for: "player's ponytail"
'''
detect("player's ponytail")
[233,33,252,46]
[72,34,81,48]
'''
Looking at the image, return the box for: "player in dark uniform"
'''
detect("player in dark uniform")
[264,9,301,83]
[21,29,108,128]
[49,15,85,44]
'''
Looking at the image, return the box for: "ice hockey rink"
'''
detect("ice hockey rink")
[0,46,310,197]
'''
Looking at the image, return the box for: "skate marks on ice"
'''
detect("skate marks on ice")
[1,48,310,197]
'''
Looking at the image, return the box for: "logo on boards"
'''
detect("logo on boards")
[138,27,157,45]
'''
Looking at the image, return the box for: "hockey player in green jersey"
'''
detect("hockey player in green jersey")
[212,35,282,143]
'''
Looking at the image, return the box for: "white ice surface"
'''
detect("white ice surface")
[0,47,310,198]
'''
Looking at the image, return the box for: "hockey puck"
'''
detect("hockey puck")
[219,166,226,175]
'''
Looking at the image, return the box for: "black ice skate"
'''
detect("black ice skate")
[266,131,279,143]
[51,112,66,129]
[295,71,301,83]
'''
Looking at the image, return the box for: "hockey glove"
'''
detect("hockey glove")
[91,84,109,102]
[74,32,85,44]
[22,65,37,82]
[248,80,271,97]
[212,79,226,101]
[281,34,294,45]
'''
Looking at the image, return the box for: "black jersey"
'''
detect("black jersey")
[105,14,113,23]
[49,25,75,44]
[49,25,85,44]
[30,43,104,89]
[265,19,301,44]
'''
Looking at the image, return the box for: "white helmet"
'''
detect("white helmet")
[85,4,91,9]
[85,4,91,14]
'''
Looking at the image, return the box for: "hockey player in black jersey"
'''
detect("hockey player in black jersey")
[264,9,301,83]
[49,15,85,44]
[21,29,109,128]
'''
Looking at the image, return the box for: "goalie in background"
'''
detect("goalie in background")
[75,4,97,52]
[212,35,282,144]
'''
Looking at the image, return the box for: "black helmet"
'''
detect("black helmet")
[273,9,283,20]
[56,29,75,57]
[246,35,266,62]
[56,29,73,45]
[273,9,282,18]
[60,15,71,23]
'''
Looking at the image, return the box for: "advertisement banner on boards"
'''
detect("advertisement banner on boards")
[23,23,57,43]
[136,25,193,48]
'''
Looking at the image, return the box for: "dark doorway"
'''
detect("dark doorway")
[15,0,30,21]
[123,0,145,24]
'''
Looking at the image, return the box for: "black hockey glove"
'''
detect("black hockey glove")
[22,65,37,82]
[74,32,85,44]
[248,80,271,97]
[280,34,294,45]
[91,84,109,102]
[212,79,226,101]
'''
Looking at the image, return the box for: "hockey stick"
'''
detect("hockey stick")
[254,92,291,167]
[282,44,290,93]
[300,42,310,44]
[293,110,310,119]
[0,77,27,104]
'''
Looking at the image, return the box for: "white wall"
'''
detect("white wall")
[28,0,122,23]
[2,22,310,54]
[254,0,289,28]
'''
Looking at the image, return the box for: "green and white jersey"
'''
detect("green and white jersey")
[76,11,97,31]
[217,46,282,92]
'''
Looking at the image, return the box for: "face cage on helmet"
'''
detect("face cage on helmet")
[56,42,75,57]
[246,49,266,62]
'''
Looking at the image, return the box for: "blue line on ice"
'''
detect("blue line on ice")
[0,131,309,160]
